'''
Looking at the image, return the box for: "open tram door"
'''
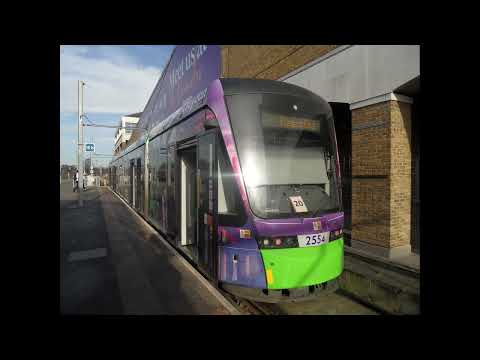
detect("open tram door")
[197,129,219,282]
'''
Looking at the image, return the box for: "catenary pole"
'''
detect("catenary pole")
[77,80,82,205]
[78,80,85,206]
[77,80,79,183]
[81,82,86,189]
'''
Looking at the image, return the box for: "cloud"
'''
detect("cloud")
[60,46,163,114]
[92,46,137,66]
[89,136,116,144]
[60,122,77,134]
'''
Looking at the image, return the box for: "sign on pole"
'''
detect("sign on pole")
[85,143,95,152]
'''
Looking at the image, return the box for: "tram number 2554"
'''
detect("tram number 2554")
[297,232,329,247]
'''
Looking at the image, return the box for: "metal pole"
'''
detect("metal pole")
[82,82,86,189]
[90,138,93,175]
[77,80,79,183]
[82,83,85,190]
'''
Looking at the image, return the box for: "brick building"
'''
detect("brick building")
[221,45,420,260]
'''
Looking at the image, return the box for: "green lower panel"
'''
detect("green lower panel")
[261,238,343,290]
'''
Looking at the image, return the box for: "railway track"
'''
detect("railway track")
[228,293,381,315]
[218,289,280,315]
[218,279,381,315]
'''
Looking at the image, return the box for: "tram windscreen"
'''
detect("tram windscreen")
[226,93,340,219]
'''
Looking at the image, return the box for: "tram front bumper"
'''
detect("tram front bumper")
[260,238,343,290]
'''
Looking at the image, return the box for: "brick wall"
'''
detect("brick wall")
[351,102,390,177]
[389,101,412,248]
[351,100,412,250]
[351,102,391,247]
[221,45,338,80]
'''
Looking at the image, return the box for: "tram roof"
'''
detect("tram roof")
[220,78,329,106]
[125,112,142,118]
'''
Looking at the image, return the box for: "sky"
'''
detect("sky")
[60,45,175,167]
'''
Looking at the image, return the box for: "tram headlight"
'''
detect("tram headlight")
[257,236,298,249]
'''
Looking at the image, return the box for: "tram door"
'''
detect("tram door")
[197,130,218,280]
[179,146,197,248]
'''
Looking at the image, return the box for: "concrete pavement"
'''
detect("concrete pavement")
[60,183,230,315]
[60,183,123,314]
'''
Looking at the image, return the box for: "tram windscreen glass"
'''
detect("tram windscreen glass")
[226,93,340,219]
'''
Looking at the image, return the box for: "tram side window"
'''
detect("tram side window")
[159,150,167,185]
[168,147,175,193]
[149,139,160,221]
[158,149,168,227]
[217,139,246,226]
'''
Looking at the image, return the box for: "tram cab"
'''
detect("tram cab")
[207,79,344,302]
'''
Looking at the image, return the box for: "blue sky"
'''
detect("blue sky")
[60,45,175,166]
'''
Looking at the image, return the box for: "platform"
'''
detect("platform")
[60,182,234,315]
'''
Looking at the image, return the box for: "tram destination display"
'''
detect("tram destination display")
[261,111,321,133]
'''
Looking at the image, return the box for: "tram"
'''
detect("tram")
[109,78,344,302]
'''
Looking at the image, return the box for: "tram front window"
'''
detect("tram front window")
[226,93,340,219]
